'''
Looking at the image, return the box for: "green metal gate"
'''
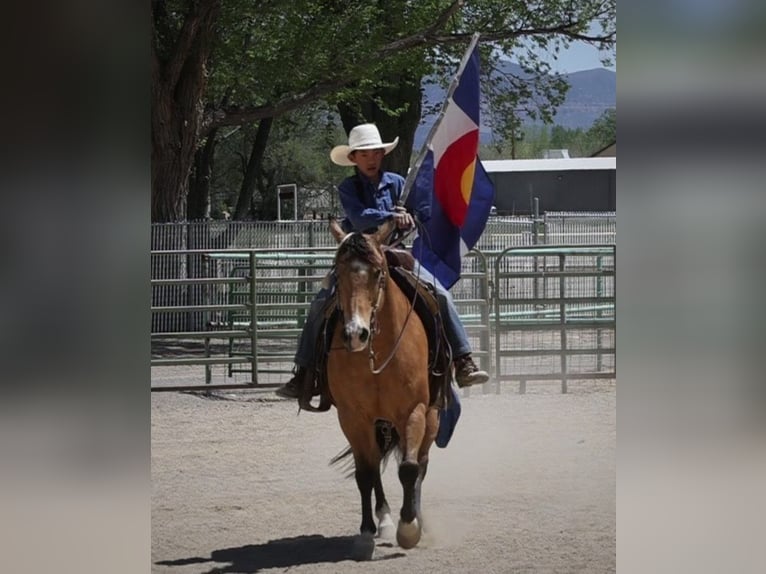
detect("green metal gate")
[152,244,616,393]
[492,245,616,393]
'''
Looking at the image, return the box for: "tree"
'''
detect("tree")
[151,0,615,221]
[469,1,614,160]
[208,106,344,220]
[151,0,220,222]
[231,117,273,220]
[187,127,218,220]
[152,0,468,221]
[336,76,423,176]
[584,108,616,154]
[487,106,525,158]
[332,0,616,174]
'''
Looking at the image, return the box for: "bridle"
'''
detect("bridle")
[367,252,421,374]
[334,247,419,375]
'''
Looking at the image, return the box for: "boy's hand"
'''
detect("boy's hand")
[392,210,414,230]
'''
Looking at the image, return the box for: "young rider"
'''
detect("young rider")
[276,123,489,398]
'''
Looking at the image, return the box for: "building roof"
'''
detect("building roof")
[481,157,616,173]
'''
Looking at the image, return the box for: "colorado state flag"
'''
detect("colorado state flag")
[410,39,495,289]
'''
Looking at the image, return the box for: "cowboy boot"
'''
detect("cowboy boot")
[453,354,489,388]
[275,366,306,399]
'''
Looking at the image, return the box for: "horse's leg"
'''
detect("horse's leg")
[355,458,377,535]
[373,472,395,539]
[413,406,440,530]
[397,403,426,549]
[420,405,439,469]
[337,409,380,561]
[351,456,378,561]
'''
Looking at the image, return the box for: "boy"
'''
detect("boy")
[277,123,488,398]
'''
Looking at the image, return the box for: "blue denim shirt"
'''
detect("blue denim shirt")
[337,170,431,233]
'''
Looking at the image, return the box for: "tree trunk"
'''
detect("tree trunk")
[255,168,278,220]
[187,128,218,220]
[151,0,220,222]
[151,85,189,222]
[338,73,423,177]
[233,117,274,220]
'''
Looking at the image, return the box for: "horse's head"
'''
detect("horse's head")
[329,218,395,352]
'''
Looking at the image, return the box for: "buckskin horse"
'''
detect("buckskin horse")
[325,218,447,561]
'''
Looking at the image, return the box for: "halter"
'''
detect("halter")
[332,234,419,375]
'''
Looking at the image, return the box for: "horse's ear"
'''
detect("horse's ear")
[372,219,396,245]
[329,217,347,244]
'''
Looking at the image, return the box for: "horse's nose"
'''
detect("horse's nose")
[342,320,369,351]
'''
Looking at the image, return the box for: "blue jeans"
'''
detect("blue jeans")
[293,266,471,368]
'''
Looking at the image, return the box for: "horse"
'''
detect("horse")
[326,218,441,560]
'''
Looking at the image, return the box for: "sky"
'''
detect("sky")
[498,39,616,76]
[545,40,616,74]
[527,18,616,74]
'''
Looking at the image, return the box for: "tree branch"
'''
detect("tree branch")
[376,0,464,56]
[432,26,615,46]
[205,0,464,131]
[206,77,350,130]
[204,0,615,132]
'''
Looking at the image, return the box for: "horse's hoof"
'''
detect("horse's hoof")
[378,523,396,540]
[397,518,421,549]
[377,513,395,540]
[351,533,375,561]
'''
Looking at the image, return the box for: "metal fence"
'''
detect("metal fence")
[151,212,615,392]
[492,245,616,393]
[151,212,615,333]
[543,212,617,246]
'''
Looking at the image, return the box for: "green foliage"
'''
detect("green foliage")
[208,0,439,112]
[209,104,348,219]
[204,0,615,125]
[153,0,615,220]
[474,0,615,154]
[585,108,616,153]
[480,108,616,160]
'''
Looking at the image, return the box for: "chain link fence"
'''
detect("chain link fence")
[151,212,615,334]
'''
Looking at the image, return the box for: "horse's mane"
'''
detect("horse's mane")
[336,232,384,268]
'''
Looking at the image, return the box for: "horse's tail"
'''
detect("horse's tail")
[329,446,355,478]
[330,420,401,478]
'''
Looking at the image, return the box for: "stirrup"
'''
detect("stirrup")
[275,379,300,399]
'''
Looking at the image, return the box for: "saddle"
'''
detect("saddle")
[298,249,452,414]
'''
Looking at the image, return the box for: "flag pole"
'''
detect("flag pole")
[399,32,481,207]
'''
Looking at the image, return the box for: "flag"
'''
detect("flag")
[435,384,461,448]
[409,37,495,289]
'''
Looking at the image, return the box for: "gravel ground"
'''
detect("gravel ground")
[152,380,615,573]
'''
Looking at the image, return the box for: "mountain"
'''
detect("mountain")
[415,65,615,146]
[553,68,616,129]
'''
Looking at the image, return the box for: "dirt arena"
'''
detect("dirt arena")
[152,381,615,573]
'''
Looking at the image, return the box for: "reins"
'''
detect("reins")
[367,260,420,374]
[329,230,424,375]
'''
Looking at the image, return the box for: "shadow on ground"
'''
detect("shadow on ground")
[155,534,405,573]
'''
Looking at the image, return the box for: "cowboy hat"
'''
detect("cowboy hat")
[330,123,399,166]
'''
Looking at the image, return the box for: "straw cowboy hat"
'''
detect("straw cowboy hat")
[330,123,399,166]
